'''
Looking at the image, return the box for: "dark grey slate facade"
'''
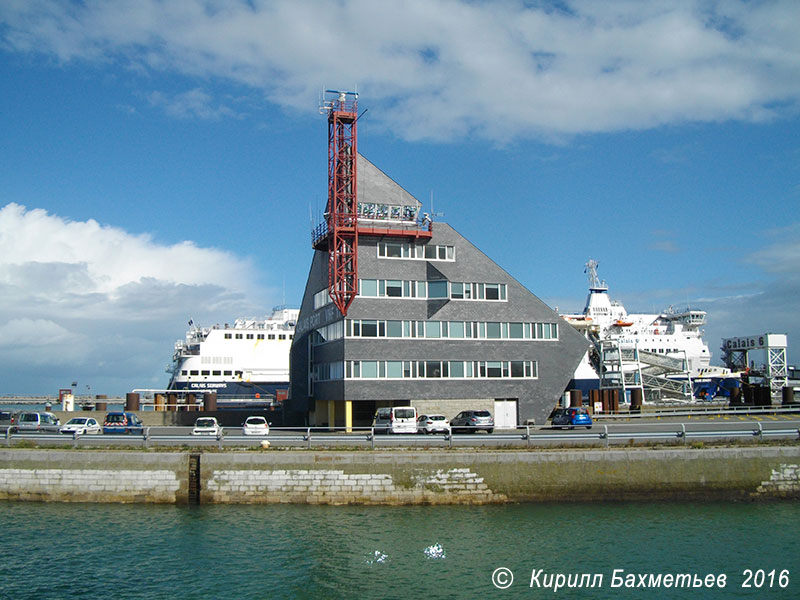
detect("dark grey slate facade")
[289,156,587,427]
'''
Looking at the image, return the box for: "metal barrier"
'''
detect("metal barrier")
[3,421,800,449]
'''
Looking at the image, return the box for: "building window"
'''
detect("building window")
[345,319,559,341]
[345,359,537,380]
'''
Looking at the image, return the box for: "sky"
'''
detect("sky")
[1,0,799,397]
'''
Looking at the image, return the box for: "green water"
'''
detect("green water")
[0,501,797,599]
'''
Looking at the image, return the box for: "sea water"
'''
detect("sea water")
[0,501,797,599]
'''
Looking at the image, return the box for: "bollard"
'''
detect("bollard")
[783,386,795,406]
[204,392,217,412]
[630,388,643,413]
[569,389,582,407]
[154,394,165,412]
[729,386,741,407]
[125,392,140,412]
[186,393,196,412]
[95,401,108,412]
[167,393,177,412]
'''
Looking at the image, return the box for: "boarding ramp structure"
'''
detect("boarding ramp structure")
[721,334,788,399]
[594,340,692,402]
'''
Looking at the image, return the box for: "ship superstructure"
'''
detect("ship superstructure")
[562,260,713,401]
[166,307,299,403]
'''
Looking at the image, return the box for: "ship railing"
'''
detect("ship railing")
[4,419,800,449]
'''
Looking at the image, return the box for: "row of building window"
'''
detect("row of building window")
[313,360,538,381]
[377,241,455,261]
[360,279,507,301]
[346,319,558,340]
[313,280,507,309]
[223,333,291,340]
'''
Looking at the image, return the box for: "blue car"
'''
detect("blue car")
[102,411,144,435]
[551,407,592,429]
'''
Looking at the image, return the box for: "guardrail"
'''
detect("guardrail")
[3,421,800,449]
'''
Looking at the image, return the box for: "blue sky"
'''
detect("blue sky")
[1,0,799,396]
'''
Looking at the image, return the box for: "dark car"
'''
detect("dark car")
[551,407,593,429]
[450,410,494,434]
[102,411,144,435]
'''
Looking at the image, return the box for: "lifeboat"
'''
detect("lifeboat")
[614,319,634,327]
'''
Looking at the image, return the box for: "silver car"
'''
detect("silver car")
[450,410,494,434]
[15,411,61,433]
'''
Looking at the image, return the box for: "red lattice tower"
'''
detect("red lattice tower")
[323,91,358,316]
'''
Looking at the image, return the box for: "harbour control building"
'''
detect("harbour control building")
[287,92,587,428]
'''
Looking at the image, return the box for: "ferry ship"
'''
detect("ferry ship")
[561,260,727,401]
[166,307,300,405]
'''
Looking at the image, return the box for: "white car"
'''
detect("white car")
[60,417,102,435]
[416,414,450,434]
[242,416,270,436]
[192,417,222,436]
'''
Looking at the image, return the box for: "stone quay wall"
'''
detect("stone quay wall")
[0,447,798,505]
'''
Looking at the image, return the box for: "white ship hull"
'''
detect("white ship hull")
[166,307,300,403]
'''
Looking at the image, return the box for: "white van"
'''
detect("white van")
[372,406,417,434]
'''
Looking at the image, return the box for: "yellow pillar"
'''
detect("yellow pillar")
[345,400,352,433]
[328,399,336,432]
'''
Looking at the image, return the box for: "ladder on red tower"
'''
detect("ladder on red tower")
[321,90,359,316]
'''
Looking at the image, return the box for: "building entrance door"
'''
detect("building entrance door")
[493,399,518,428]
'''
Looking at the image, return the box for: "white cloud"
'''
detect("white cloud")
[2,0,798,142]
[0,203,269,394]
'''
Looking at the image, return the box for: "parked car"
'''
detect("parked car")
[15,411,61,433]
[60,417,102,435]
[242,416,270,436]
[192,417,222,436]
[372,406,417,434]
[416,414,450,434]
[450,410,494,434]
[0,410,19,431]
[551,407,593,429]
[103,411,144,435]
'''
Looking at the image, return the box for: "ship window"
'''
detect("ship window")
[289,335,293,340]
[279,335,286,340]
[181,370,188,376]
[268,335,275,340]
[246,334,254,339]
[201,370,210,376]
[224,333,232,339]
[190,370,199,376]
[223,371,232,376]
[235,334,243,339]
[257,334,264,340]
[212,370,221,376]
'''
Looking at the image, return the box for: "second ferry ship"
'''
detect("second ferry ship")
[166,307,300,405]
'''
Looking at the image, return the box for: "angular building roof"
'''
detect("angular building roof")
[357,153,421,209]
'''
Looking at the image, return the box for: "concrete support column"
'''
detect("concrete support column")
[125,392,140,412]
[569,390,582,408]
[345,400,353,433]
[328,400,336,431]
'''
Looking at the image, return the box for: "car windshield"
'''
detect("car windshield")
[394,409,415,419]
[67,418,88,425]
